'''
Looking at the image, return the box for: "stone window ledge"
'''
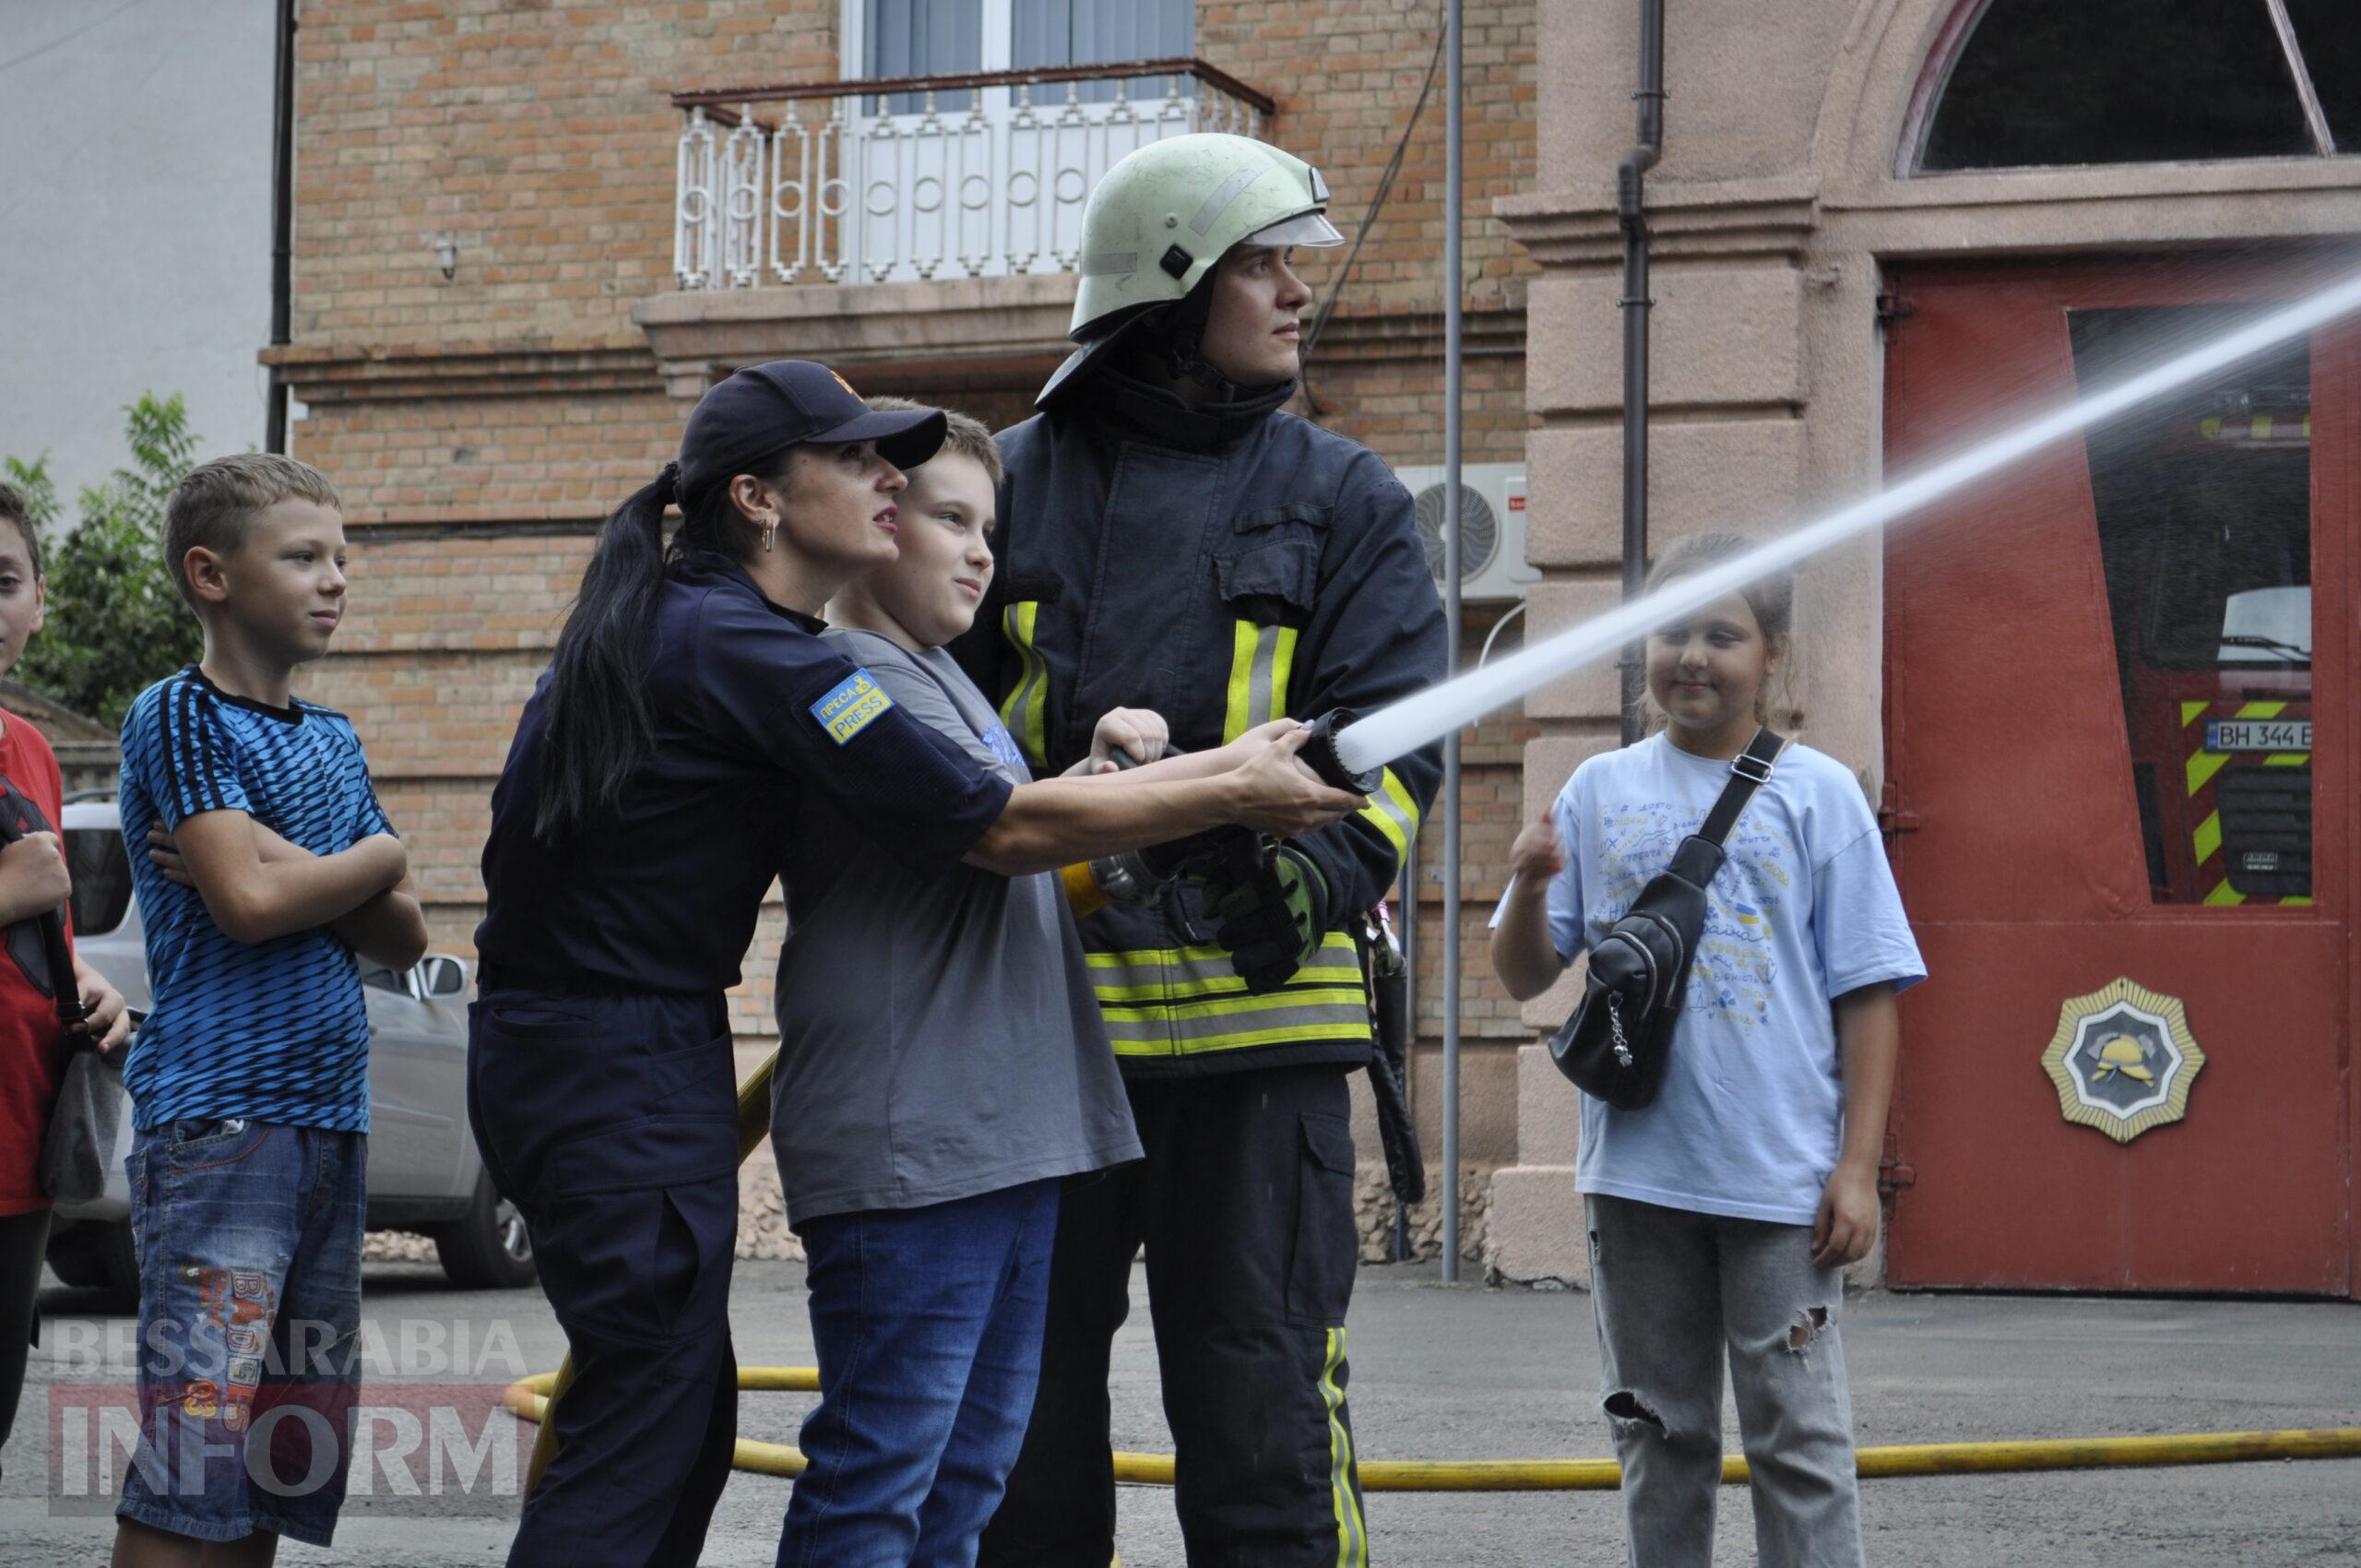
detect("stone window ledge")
[632,274,1080,399]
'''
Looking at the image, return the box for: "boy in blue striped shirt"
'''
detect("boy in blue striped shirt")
[113,454,427,1564]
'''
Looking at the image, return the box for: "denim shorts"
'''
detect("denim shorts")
[115,1119,366,1548]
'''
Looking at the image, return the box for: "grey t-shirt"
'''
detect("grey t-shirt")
[768,628,1142,1226]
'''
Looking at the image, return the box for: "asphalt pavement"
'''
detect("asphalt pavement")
[6,1257,2359,1565]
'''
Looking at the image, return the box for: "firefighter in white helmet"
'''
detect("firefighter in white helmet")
[955,132,1445,1565]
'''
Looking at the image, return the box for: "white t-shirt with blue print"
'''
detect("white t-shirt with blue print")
[1496,733,1926,1226]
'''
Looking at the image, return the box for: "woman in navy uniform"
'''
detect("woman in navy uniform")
[469,361,1362,1568]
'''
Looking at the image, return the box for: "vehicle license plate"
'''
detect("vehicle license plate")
[2205,720,2310,753]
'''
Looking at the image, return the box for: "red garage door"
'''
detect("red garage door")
[1882,255,2358,1295]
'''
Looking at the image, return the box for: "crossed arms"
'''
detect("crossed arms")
[157,813,430,971]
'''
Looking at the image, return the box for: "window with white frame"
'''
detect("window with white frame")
[835,0,1202,282]
[852,0,1192,104]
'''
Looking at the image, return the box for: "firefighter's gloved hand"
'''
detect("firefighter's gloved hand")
[1202,845,1330,993]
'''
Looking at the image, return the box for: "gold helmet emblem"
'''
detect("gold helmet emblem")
[2089,1035,2155,1084]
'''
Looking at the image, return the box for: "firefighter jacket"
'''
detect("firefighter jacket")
[953,367,1447,1079]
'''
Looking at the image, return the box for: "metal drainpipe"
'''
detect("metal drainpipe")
[1616,0,1665,744]
[1439,0,1465,1286]
[265,0,297,455]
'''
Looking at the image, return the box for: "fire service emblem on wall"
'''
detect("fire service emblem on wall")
[2040,979,2207,1145]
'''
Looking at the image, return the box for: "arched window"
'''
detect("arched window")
[1912,0,2355,173]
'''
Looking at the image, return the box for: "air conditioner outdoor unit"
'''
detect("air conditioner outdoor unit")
[1390,462,1537,604]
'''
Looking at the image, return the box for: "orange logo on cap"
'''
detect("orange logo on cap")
[831,370,859,398]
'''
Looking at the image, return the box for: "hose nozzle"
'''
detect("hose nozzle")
[1300,708,1383,796]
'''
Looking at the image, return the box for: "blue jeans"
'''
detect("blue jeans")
[116,1120,366,1548]
[778,1179,1061,1568]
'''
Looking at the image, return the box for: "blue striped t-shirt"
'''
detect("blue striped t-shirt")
[117,667,396,1133]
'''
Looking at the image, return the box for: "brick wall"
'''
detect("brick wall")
[284,0,1538,1081]
[1201,0,1538,316]
[292,0,837,350]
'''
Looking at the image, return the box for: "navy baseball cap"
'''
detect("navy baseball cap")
[675,361,946,500]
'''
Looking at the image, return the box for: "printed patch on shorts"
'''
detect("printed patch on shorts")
[811,671,895,745]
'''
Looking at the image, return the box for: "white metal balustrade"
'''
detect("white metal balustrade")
[670,59,1275,290]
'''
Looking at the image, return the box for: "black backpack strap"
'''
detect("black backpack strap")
[1696,728,1786,849]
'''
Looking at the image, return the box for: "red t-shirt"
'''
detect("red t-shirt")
[0,711,75,1215]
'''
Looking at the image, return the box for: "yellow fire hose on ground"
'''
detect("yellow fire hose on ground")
[508,1366,2361,1490]
[515,1053,2361,1496]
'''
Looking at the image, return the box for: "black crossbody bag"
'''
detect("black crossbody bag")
[1548,728,1786,1111]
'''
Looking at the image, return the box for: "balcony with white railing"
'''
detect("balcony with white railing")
[668,59,1275,291]
[634,59,1276,398]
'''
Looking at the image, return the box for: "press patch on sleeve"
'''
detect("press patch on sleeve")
[812,670,896,745]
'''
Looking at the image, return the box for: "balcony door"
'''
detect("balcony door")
[837,0,1194,282]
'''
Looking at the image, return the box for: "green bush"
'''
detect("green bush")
[6,393,204,729]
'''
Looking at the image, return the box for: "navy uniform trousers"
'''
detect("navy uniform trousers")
[468,988,742,1568]
[977,1063,1369,1568]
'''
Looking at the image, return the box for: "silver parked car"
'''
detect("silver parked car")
[42,799,533,1297]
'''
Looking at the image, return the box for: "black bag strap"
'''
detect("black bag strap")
[1695,728,1787,849]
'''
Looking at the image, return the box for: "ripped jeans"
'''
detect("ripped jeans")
[1586,1195,1865,1568]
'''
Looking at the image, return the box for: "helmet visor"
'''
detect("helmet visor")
[1243,209,1346,249]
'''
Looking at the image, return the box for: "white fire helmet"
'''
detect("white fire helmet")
[1039,132,1344,405]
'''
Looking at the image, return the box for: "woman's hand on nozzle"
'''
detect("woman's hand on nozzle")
[1225,724,1365,836]
[1086,707,1169,774]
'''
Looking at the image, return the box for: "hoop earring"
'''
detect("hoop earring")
[762,518,778,553]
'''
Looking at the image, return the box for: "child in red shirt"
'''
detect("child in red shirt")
[0,481,131,1478]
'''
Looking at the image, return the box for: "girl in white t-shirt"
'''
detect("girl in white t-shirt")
[1490,534,1925,1568]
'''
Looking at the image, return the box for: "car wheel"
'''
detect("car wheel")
[46,1219,138,1307]
[433,1171,537,1290]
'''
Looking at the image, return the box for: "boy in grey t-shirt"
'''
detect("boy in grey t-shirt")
[771,402,1287,1563]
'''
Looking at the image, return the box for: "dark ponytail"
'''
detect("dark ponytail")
[530,461,681,842]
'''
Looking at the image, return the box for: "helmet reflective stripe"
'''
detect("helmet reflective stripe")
[1190,157,1275,236]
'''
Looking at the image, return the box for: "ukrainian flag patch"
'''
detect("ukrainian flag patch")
[812,670,895,745]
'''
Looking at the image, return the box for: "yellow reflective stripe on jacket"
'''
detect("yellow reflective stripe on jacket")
[1354,766,1421,865]
[1097,1002,1376,1051]
[998,601,1050,766]
[1085,938,1361,1001]
[1086,931,1370,1057]
[1222,620,1299,742]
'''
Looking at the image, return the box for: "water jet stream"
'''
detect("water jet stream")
[1335,269,2361,779]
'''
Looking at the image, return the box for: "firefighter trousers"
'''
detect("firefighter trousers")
[976,1063,1370,1568]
